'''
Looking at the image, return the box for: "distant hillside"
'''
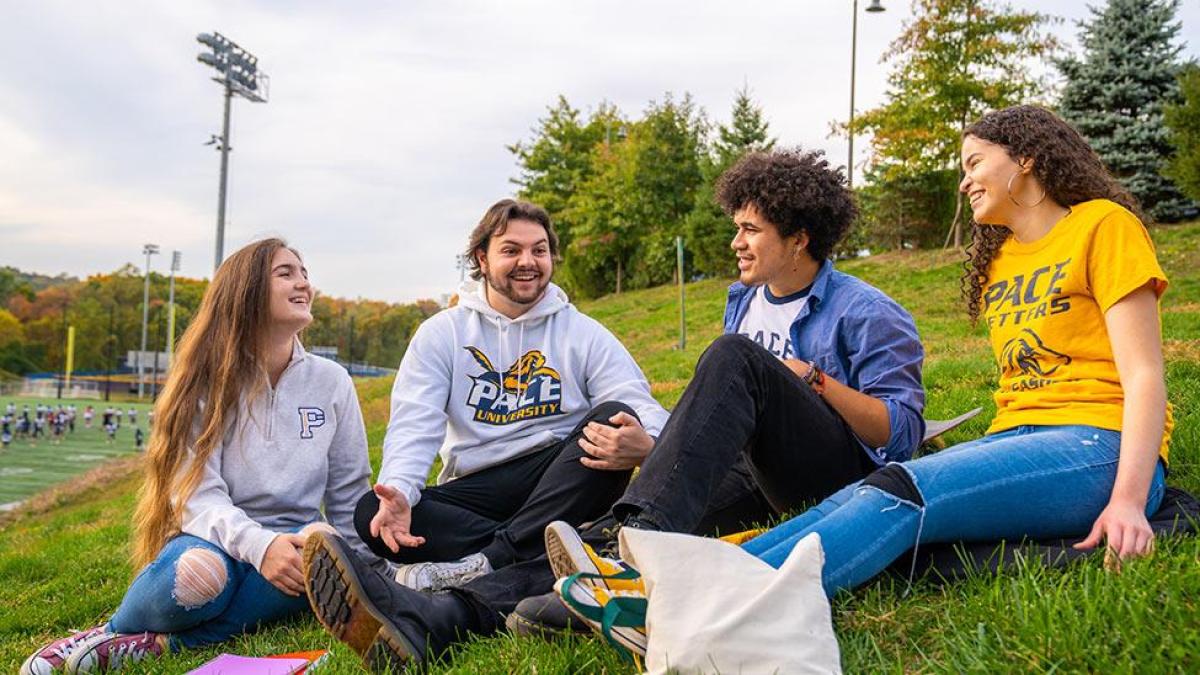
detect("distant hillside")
[1,266,78,292]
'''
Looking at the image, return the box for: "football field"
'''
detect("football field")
[0,396,154,509]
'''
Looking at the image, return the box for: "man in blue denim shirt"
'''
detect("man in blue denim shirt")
[298,149,928,669]
[603,148,925,534]
[723,258,926,464]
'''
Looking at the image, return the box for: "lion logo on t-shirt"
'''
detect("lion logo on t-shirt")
[1000,328,1072,389]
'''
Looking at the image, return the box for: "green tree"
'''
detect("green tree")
[686,85,776,278]
[623,95,707,289]
[855,165,959,251]
[1163,64,1200,202]
[0,308,32,376]
[1058,0,1192,222]
[564,141,631,297]
[567,94,707,296]
[509,97,622,253]
[0,267,33,307]
[848,0,1058,248]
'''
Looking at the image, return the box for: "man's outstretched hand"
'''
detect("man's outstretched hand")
[370,483,426,553]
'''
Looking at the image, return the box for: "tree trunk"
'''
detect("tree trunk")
[616,258,623,295]
[946,187,965,250]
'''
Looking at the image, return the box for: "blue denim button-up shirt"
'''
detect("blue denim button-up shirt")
[723,259,926,464]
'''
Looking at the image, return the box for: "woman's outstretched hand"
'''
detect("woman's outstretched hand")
[1074,499,1155,562]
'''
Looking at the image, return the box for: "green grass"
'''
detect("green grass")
[2,221,1199,673]
[0,397,154,507]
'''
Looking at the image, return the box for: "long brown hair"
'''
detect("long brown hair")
[131,238,293,568]
[960,105,1144,323]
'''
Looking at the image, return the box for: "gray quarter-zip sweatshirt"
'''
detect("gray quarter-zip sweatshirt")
[180,341,377,571]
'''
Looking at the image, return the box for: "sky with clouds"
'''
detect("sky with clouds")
[2,1,1197,303]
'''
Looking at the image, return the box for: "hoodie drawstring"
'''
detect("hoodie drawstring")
[517,321,526,398]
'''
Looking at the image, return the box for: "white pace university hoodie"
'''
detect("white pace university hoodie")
[377,281,669,507]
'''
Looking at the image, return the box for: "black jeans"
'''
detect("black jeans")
[354,401,638,570]
[460,334,875,624]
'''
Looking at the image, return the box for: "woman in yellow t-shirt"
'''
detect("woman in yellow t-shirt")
[533,107,1171,664]
[734,104,1170,595]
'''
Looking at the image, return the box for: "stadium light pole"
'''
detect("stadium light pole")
[105,304,114,402]
[138,244,159,400]
[167,250,181,367]
[848,0,886,190]
[196,32,269,272]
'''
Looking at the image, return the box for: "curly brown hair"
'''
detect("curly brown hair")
[960,105,1144,323]
[715,148,857,261]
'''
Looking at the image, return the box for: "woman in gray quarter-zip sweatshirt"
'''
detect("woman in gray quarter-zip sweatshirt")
[23,238,382,675]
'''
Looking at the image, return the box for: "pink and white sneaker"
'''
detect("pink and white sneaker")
[65,631,166,673]
[20,626,109,675]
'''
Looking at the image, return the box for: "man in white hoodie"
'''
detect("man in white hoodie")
[352,199,669,590]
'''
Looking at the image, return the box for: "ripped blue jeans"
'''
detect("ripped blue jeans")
[742,425,1167,597]
[107,534,309,650]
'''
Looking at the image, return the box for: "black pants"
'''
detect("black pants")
[460,334,875,625]
[354,401,637,570]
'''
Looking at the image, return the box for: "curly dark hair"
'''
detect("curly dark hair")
[715,148,857,261]
[960,105,1144,323]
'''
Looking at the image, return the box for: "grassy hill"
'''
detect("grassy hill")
[2,222,1198,673]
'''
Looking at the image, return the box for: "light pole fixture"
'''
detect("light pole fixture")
[196,31,269,273]
[167,250,181,368]
[455,254,468,282]
[138,243,160,400]
[848,0,886,190]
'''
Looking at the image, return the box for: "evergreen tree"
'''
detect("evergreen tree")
[1058,0,1191,222]
[1163,64,1200,203]
[714,85,776,165]
[685,86,775,278]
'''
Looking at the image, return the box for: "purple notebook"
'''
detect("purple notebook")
[186,653,310,675]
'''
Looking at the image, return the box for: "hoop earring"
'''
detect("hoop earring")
[1007,171,1047,208]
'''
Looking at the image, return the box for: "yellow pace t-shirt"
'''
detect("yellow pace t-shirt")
[982,199,1172,461]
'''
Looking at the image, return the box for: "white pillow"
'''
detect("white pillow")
[619,528,841,675]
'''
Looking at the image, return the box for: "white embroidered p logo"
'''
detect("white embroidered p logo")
[298,407,326,439]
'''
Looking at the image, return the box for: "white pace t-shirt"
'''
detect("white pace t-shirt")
[736,285,811,360]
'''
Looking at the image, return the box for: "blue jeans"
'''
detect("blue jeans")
[107,534,309,649]
[742,425,1167,597]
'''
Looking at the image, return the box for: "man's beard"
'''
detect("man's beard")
[484,266,550,306]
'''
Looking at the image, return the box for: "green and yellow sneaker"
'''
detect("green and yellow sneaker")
[544,520,645,595]
[554,572,648,665]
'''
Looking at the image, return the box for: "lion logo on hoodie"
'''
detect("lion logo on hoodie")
[464,346,565,425]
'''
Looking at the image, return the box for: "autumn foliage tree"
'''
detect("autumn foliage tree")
[0,266,439,377]
[847,0,1058,249]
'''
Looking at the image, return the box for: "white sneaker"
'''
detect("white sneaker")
[393,552,492,591]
